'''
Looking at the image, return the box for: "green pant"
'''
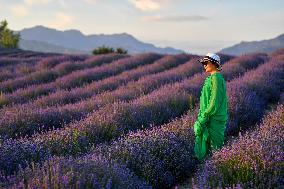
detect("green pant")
[194,119,227,161]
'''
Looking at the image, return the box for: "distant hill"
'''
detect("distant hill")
[219,33,284,56]
[19,39,88,54]
[18,26,184,55]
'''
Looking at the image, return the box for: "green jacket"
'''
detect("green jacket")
[193,72,228,161]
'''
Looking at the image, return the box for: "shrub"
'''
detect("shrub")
[92,45,114,54]
[0,20,20,49]
[116,47,128,54]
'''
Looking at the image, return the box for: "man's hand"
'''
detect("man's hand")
[193,121,202,136]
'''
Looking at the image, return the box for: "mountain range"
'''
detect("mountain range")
[219,33,284,56]
[19,26,184,55]
[18,26,284,56]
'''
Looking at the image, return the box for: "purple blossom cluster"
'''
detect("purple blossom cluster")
[0,56,39,67]
[0,62,39,83]
[26,53,262,157]
[32,54,194,107]
[220,53,268,81]
[0,54,127,107]
[0,137,50,176]
[0,54,158,109]
[193,102,284,188]
[26,56,204,154]
[0,55,130,109]
[0,53,254,160]
[0,53,126,97]
[226,55,284,135]
[33,54,90,71]
[92,113,197,189]
[0,53,179,138]
[54,53,161,90]
[2,155,151,189]
[0,51,66,82]
[0,49,282,188]
[0,54,84,100]
[83,57,283,188]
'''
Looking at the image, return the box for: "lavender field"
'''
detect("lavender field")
[0,48,283,189]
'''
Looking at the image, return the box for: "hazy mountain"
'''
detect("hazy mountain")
[219,33,284,56]
[19,39,88,54]
[19,26,184,54]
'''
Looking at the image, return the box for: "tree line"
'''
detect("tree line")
[0,20,128,55]
[0,20,20,48]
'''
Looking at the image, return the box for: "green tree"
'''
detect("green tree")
[116,47,128,54]
[92,46,128,55]
[92,45,114,55]
[0,20,20,48]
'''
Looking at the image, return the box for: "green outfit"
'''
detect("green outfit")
[193,72,228,161]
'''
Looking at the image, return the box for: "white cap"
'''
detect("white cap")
[199,52,222,71]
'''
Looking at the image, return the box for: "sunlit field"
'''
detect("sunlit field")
[0,48,283,189]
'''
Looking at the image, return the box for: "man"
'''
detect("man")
[193,53,228,161]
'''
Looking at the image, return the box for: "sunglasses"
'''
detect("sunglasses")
[202,61,209,66]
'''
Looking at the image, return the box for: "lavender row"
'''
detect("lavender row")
[0,63,37,82]
[0,56,39,67]
[0,53,128,94]
[1,154,151,189]
[86,56,284,188]
[0,50,56,58]
[32,54,194,107]
[0,53,266,174]
[29,53,265,157]
[193,102,284,188]
[53,53,161,90]
[0,51,62,71]
[0,54,88,83]
[8,88,281,189]
[0,53,267,176]
[0,55,197,138]
[0,55,88,91]
[2,97,280,189]
[225,54,284,135]
[0,55,45,81]
[0,53,156,106]
[33,54,90,71]
[7,54,193,108]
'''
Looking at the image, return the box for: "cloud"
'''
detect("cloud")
[83,0,97,5]
[48,12,73,29]
[9,0,57,19]
[58,0,68,8]
[24,0,53,6]
[24,0,68,8]
[128,0,166,11]
[10,4,28,17]
[142,14,210,22]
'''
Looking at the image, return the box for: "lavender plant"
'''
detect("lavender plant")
[1,51,281,189]
[0,53,127,94]
[0,53,155,107]
[0,55,194,138]
[193,102,284,189]
[28,53,265,157]
[32,54,194,107]
[2,155,151,189]
[79,56,283,188]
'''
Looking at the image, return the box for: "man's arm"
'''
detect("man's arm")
[194,75,223,135]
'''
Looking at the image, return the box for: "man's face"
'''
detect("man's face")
[203,61,217,73]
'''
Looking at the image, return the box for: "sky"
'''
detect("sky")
[0,0,283,54]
